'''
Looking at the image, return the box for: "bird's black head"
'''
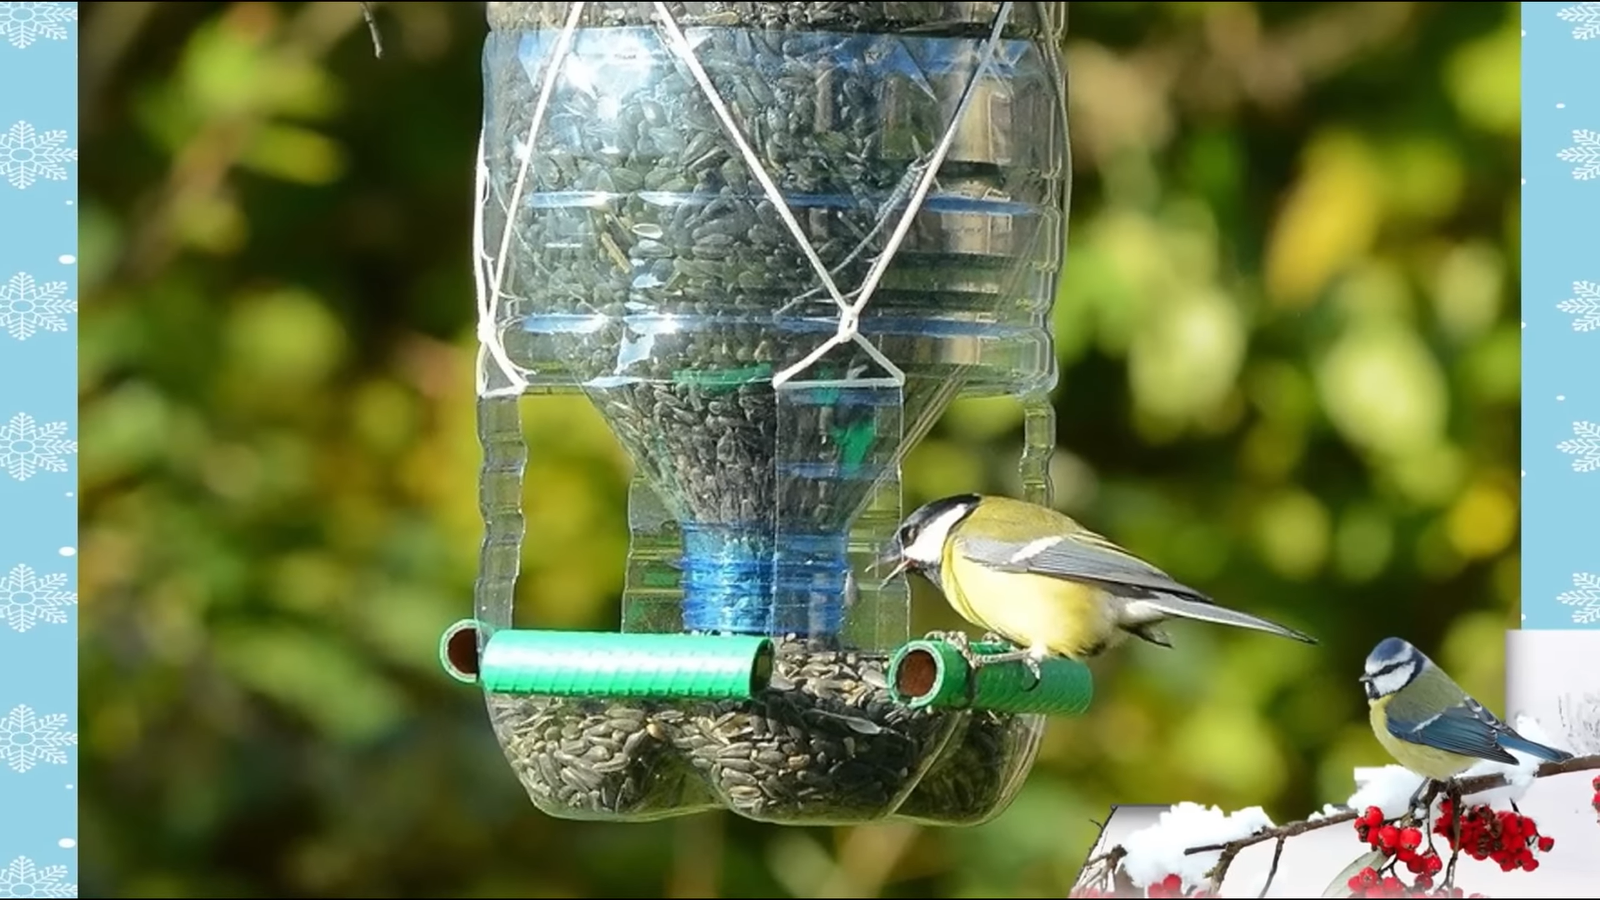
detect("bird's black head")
[875,494,983,582]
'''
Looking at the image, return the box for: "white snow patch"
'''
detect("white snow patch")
[1119,802,1275,891]
[1308,802,1347,821]
[1459,715,1571,808]
[1346,765,1427,819]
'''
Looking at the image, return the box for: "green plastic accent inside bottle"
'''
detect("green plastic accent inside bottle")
[473,629,776,700]
[886,639,1093,716]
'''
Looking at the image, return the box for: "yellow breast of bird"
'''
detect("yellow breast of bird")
[1368,695,1474,782]
[940,549,1122,659]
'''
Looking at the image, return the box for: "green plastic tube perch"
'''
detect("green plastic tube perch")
[439,619,775,701]
[887,638,1094,716]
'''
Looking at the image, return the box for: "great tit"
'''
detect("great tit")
[875,493,1317,683]
[1362,636,1573,788]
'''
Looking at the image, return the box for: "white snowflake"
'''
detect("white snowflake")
[1560,280,1600,332]
[1559,572,1600,625]
[1559,2,1600,39]
[1558,421,1600,472]
[0,857,74,898]
[0,121,76,189]
[0,564,75,632]
[0,413,76,481]
[0,272,75,340]
[0,2,76,48]
[1558,129,1600,181]
[0,705,76,772]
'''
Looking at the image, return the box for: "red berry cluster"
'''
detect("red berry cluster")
[1433,799,1554,872]
[1143,874,1212,898]
[1591,775,1600,821]
[1345,866,1487,899]
[1354,807,1444,879]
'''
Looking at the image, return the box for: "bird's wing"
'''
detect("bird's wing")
[957,532,1215,603]
[1384,694,1520,765]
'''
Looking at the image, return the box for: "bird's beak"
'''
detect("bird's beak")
[1357,674,1372,684]
[872,544,911,588]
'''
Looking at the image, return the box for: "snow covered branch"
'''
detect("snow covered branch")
[1073,743,1600,900]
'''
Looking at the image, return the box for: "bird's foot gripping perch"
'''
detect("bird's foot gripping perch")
[926,630,984,670]
[1408,778,1444,816]
[968,648,1044,692]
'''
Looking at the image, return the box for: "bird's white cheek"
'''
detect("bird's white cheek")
[1370,670,1412,697]
[903,528,945,564]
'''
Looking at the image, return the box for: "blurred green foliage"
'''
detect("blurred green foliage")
[79,2,1521,897]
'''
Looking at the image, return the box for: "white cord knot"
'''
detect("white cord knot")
[835,306,862,343]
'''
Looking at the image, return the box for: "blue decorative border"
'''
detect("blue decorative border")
[0,3,80,896]
[1527,2,1600,630]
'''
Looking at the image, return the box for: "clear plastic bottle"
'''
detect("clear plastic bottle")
[473,0,1070,825]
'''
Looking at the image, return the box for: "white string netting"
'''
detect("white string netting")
[471,0,1025,399]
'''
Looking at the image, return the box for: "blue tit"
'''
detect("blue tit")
[876,493,1317,681]
[1362,636,1574,783]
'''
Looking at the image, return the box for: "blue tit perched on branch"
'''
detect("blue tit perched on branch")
[875,493,1317,684]
[1362,636,1574,788]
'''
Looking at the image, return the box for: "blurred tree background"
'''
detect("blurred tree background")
[77,2,1522,897]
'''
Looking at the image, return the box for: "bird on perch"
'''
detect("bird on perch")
[875,493,1318,686]
[1361,636,1574,801]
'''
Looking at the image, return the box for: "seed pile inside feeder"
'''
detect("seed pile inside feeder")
[893,709,1047,825]
[489,693,713,820]
[674,639,957,822]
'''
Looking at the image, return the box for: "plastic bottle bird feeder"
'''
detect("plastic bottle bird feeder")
[443,0,1085,826]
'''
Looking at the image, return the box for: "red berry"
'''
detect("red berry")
[1538,835,1554,852]
[1524,856,1541,873]
[1378,825,1400,849]
[1399,827,1422,849]
[1365,806,1384,825]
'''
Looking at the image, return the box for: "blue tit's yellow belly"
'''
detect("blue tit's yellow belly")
[941,556,1124,659]
[1368,696,1475,781]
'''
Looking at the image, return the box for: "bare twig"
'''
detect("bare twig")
[1257,837,1285,899]
[359,1,383,58]
[1159,753,1600,893]
[1443,783,1463,890]
[1078,846,1127,893]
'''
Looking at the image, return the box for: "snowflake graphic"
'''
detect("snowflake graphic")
[1560,280,1600,332]
[0,857,74,898]
[1559,2,1600,39]
[0,272,75,340]
[0,705,76,772]
[0,564,76,632]
[1558,573,1600,626]
[1558,129,1600,181]
[1558,421,1600,473]
[0,121,76,189]
[0,413,76,481]
[0,2,76,48]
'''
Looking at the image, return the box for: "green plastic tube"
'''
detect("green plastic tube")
[887,639,1093,716]
[458,627,775,700]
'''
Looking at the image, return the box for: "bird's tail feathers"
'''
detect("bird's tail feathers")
[1129,595,1317,645]
[1498,731,1575,763]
